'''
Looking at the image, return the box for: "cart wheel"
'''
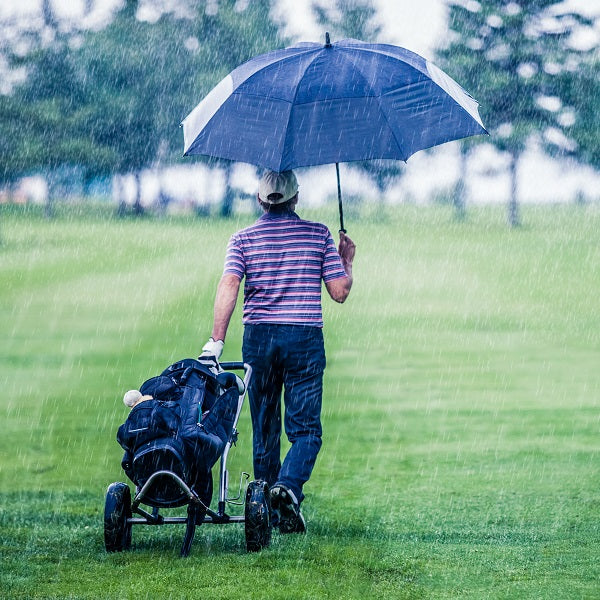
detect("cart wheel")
[245,480,271,552]
[104,482,132,552]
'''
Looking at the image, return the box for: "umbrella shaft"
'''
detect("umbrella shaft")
[336,163,346,233]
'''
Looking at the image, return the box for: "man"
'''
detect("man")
[201,169,355,533]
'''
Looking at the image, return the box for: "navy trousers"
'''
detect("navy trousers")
[242,324,326,504]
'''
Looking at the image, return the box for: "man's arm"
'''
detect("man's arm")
[211,273,242,341]
[325,232,355,304]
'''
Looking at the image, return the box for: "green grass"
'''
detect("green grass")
[1,202,599,599]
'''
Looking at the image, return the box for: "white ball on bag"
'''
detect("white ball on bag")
[123,389,142,408]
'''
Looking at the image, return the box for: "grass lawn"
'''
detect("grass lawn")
[1,202,599,599]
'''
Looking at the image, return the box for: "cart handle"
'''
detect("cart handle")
[219,361,245,371]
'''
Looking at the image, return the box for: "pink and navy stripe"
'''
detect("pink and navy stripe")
[223,212,347,327]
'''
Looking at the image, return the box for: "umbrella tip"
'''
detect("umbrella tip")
[325,32,331,47]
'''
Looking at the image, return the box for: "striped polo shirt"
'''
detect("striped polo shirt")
[223,211,347,327]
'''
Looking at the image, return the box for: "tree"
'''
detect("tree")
[555,53,600,173]
[438,0,590,226]
[0,31,114,215]
[311,0,405,200]
[80,0,286,216]
[0,2,126,215]
[312,0,379,41]
[1,0,287,216]
[190,0,287,216]
[60,0,211,213]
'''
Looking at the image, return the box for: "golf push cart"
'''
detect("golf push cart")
[104,359,271,557]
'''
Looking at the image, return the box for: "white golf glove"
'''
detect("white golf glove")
[199,337,224,361]
[198,338,224,376]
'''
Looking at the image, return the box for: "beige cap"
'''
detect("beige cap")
[258,170,298,204]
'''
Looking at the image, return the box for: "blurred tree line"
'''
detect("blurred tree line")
[0,0,597,223]
[0,0,284,216]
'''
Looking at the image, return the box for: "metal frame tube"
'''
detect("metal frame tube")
[216,363,252,510]
[132,470,197,508]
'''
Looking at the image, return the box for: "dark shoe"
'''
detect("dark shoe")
[270,484,306,534]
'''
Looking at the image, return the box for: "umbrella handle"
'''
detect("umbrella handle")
[336,163,347,233]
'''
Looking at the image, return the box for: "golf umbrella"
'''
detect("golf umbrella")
[182,34,487,231]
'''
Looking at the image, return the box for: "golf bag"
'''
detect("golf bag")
[117,358,239,495]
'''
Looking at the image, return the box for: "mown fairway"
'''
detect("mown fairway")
[1,203,599,599]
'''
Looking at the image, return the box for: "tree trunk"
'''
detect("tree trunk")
[42,0,57,27]
[45,176,54,219]
[133,171,144,216]
[220,162,234,218]
[115,175,127,217]
[507,151,520,228]
[454,145,467,221]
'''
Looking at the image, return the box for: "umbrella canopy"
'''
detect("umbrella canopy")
[182,35,487,228]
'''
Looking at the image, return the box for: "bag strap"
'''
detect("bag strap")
[162,358,217,384]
